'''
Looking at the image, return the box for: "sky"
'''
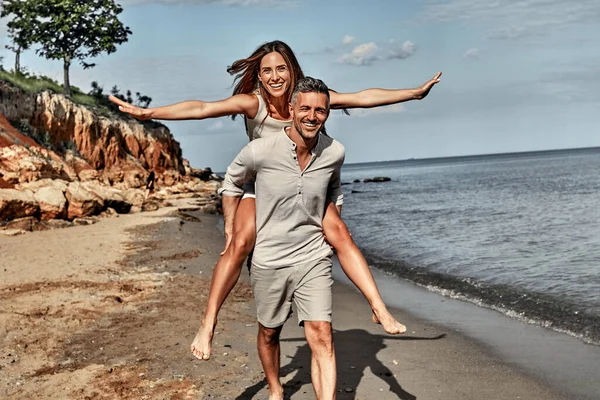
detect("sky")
[1,0,599,171]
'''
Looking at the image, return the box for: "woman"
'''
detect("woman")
[110,40,441,361]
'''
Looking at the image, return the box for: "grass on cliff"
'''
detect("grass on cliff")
[0,69,98,107]
[0,68,168,132]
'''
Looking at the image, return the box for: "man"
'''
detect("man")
[222,77,344,400]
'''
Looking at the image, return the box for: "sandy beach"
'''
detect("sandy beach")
[0,201,570,399]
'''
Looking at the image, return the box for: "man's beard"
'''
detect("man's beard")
[293,119,322,141]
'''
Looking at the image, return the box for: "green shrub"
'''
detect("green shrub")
[0,70,160,126]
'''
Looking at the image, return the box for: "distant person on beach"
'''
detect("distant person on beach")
[109,40,441,361]
[144,170,155,199]
[223,77,349,399]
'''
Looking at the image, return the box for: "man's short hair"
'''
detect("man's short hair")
[291,77,330,111]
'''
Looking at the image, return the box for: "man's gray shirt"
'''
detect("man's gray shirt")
[222,129,345,269]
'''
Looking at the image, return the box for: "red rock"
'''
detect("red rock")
[0,145,75,183]
[0,83,186,188]
[78,169,99,181]
[0,176,14,188]
[99,207,119,218]
[81,182,132,214]
[123,189,145,207]
[34,185,68,220]
[65,182,103,219]
[0,82,223,225]
[142,200,160,212]
[0,189,39,220]
[0,228,26,236]
[17,178,69,191]
[4,216,37,231]
[45,219,74,229]
[72,216,99,226]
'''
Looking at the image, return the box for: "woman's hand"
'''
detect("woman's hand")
[414,72,442,100]
[109,95,153,120]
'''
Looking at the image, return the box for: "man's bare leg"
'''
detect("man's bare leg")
[304,321,336,399]
[322,202,406,335]
[257,323,285,400]
[190,198,256,360]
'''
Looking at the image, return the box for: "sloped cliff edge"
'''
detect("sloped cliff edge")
[0,80,221,234]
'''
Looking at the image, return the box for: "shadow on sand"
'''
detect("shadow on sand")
[236,329,446,399]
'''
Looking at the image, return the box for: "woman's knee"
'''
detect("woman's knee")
[230,199,256,255]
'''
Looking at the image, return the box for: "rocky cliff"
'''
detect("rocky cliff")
[0,80,189,187]
[0,79,221,232]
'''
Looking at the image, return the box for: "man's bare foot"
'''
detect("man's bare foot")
[372,308,406,334]
[268,384,284,400]
[190,318,216,360]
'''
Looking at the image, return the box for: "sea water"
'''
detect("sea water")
[340,148,600,345]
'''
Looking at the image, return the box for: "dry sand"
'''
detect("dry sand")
[0,200,568,399]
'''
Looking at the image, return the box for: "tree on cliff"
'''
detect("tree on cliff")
[17,0,132,97]
[89,81,153,111]
[0,0,36,74]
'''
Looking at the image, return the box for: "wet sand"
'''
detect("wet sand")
[0,200,569,399]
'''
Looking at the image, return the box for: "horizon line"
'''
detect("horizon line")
[343,145,600,168]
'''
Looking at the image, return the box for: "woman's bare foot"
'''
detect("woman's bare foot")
[190,317,216,360]
[372,308,406,334]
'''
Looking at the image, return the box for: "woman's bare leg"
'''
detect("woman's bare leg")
[191,197,257,360]
[323,202,406,334]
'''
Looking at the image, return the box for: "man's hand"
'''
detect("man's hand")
[220,196,241,255]
[323,230,334,250]
[109,95,153,120]
[415,72,442,100]
[221,231,233,255]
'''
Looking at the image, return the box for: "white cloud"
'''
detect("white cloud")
[420,0,600,40]
[338,40,417,66]
[342,35,356,45]
[347,104,405,118]
[338,42,380,66]
[207,120,224,131]
[463,47,479,59]
[388,40,416,60]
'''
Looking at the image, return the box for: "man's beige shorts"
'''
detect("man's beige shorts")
[250,257,333,328]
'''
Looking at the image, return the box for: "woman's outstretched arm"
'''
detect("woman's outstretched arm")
[329,72,441,109]
[108,93,259,121]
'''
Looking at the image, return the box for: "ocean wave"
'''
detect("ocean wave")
[363,251,600,346]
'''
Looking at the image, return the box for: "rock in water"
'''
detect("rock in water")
[363,176,391,183]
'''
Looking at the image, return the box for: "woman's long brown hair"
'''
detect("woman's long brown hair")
[227,40,304,120]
